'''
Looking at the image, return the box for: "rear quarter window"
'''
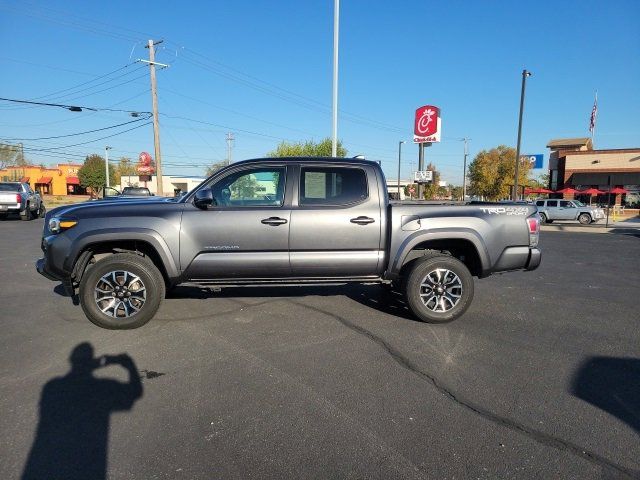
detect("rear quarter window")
[535,200,544,206]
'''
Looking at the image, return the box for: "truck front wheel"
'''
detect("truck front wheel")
[79,253,165,329]
[403,255,474,323]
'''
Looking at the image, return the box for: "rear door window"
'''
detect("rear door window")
[547,200,558,207]
[299,167,368,206]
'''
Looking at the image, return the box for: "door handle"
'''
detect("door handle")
[350,216,375,225]
[261,217,288,226]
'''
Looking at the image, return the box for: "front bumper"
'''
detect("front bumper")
[36,257,64,282]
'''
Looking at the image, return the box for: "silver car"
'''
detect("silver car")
[535,199,605,224]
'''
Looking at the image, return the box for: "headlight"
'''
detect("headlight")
[49,217,78,234]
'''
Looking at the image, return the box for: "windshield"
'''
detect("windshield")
[574,201,586,207]
[0,182,21,192]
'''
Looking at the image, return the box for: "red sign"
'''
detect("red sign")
[137,152,155,175]
[413,105,441,143]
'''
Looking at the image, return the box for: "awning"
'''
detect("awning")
[568,172,640,185]
[66,177,80,185]
[20,177,30,183]
[36,177,52,184]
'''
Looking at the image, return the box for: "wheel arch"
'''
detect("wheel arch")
[66,229,180,286]
[392,230,489,278]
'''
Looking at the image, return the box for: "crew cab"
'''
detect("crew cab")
[0,182,45,220]
[36,158,541,329]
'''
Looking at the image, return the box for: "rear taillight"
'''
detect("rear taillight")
[16,194,21,203]
[527,216,540,247]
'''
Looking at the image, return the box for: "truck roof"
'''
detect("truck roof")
[231,157,381,167]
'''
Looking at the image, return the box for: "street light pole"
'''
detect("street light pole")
[461,137,470,201]
[105,146,112,190]
[513,69,532,201]
[331,0,340,157]
[397,141,405,197]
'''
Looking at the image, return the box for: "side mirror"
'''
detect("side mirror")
[194,188,215,209]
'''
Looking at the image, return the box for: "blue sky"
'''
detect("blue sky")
[1,0,639,184]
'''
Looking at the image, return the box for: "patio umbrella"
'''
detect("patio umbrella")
[608,186,628,194]
[579,188,605,195]
[578,187,605,205]
[556,187,577,194]
[524,187,553,195]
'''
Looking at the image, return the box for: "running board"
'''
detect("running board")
[181,276,384,288]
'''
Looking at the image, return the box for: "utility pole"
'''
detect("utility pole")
[105,146,112,190]
[461,138,470,201]
[226,133,235,165]
[146,39,165,196]
[331,0,340,157]
[513,69,532,201]
[397,141,405,198]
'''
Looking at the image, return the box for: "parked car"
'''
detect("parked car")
[121,186,153,196]
[535,199,605,224]
[37,157,541,329]
[0,182,45,221]
[90,186,156,201]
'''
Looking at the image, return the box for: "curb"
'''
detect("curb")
[541,225,640,236]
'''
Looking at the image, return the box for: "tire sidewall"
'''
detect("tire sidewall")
[578,213,591,225]
[539,213,547,224]
[79,254,165,329]
[405,255,474,323]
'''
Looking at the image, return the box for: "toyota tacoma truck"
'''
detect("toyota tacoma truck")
[36,157,541,329]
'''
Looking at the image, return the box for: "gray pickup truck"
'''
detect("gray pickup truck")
[0,182,45,220]
[36,157,541,329]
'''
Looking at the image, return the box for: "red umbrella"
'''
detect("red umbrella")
[556,187,577,194]
[525,187,553,195]
[579,188,605,195]
[608,186,628,194]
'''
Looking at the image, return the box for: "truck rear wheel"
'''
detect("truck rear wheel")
[79,253,165,329]
[403,255,474,323]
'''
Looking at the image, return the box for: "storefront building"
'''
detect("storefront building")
[547,138,640,208]
[0,164,86,196]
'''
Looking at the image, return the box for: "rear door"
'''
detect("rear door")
[545,200,559,219]
[180,164,292,279]
[289,164,383,277]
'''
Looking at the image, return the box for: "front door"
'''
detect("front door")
[180,165,291,279]
[558,200,577,220]
[289,164,383,277]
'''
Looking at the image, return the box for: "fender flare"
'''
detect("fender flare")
[65,228,180,280]
[390,228,491,277]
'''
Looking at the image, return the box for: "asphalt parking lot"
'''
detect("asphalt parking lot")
[1,217,639,479]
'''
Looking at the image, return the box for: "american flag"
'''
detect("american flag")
[589,94,598,133]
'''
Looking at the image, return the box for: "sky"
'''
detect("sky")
[1,0,639,185]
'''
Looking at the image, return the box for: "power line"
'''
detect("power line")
[20,121,151,153]
[1,116,152,141]
[0,96,150,115]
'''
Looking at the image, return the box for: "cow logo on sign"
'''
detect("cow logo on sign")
[413,105,441,143]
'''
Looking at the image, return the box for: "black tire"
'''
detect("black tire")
[546,219,553,223]
[38,203,46,218]
[578,213,591,225]
[403,255,474,323]
[21,203,32,221]
[79,253,165,329]
[539,213,547,224]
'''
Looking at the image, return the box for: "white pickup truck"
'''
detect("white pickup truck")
[0,182,45,220]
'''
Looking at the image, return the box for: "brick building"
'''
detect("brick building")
[547,138,640,208]
[0,163,86,196]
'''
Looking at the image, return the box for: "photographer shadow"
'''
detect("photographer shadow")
[22,343,143,480]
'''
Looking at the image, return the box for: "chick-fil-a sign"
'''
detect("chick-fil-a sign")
[413,105,441,143]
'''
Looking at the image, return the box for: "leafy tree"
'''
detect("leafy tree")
[0,143,27,169]
[450,185,464,201]
[114,157,137,186]
[205,161,228,177]
[268,138,347,157]
[78,154,115,195]
[468,145,531,200]
[421,162,441,200]
[230,174,259,199]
